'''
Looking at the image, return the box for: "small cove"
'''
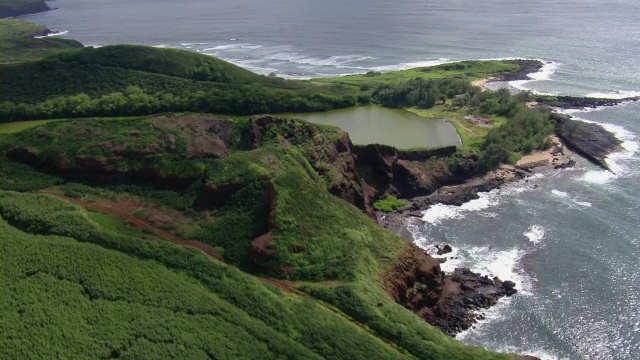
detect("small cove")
[286,105,461,149]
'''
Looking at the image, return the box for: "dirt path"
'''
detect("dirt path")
[47,193,224,261]
[450,118,480,136]
[43,193,408,353]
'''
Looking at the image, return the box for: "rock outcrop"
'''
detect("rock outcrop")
[250,115,375,217]
[353,144,467,200]
[543,95,639,110]
[551,112,623,171]
[385,245,518,336]
[150,115,234,159]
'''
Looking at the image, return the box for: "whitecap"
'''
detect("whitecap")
[551,189,568,198]
[371,59,449,72]
[524,225,545,245]
[203,43,261,51]
[575,201,592,207]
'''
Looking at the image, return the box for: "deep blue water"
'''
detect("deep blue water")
[22,1,640,358]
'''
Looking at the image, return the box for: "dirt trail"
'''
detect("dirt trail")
[43,193,408,353]
[450,118,480,136]
[45,192,301,292]
[47,193,224,261]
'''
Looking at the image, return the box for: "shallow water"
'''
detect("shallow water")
[20,1,640,358]
[287,106,461,149]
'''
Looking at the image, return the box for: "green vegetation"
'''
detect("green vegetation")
[0,191,404,360]
[0,25,551,358]
[377,82,553,171]
[47,45,272,84]
[374,195,409,213]
[0,114,516,359]
[314,60,518,87]
[0,119,508,359]
[0,18,47,37]
[0,118,57,133]
[0,19,83,63]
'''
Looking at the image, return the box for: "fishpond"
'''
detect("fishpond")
[289,105,461,149]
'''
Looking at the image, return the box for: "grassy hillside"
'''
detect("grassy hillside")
[0,115,514,359]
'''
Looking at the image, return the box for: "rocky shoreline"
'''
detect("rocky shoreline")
[378,136,579,338]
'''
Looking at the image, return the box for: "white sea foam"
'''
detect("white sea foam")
[524,225,545,245]
[421,177,541,225]
[34,30,69,38]
[585,90,640,99]
[575,201,593,207]
[508,60,560,95]
[456,296,512,341]
[179,42,207,46]
[530,61,560,81]
[557,109,638,183]
[203,43,263,51]
[416,242,532,295]
[551,189,568,198]
[371,59,448,72]
[467,246,532,294]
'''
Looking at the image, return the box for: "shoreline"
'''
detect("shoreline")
[377,135,577,339]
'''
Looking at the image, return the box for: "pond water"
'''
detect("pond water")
[288,105,461,149]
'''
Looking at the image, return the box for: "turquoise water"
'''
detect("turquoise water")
[22,1,640,358]
[286,106,461,149]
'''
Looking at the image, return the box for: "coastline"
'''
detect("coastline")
[376,135,576,339]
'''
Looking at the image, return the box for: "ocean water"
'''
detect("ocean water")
[22,1,640,358]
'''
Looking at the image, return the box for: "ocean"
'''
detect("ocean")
[22,1,640,358]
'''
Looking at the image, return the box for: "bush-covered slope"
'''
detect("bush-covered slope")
[0,115,513,359]
[0,191,405,360]
[46,45,270,84]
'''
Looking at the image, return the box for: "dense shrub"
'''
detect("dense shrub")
[374,196,408,213]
